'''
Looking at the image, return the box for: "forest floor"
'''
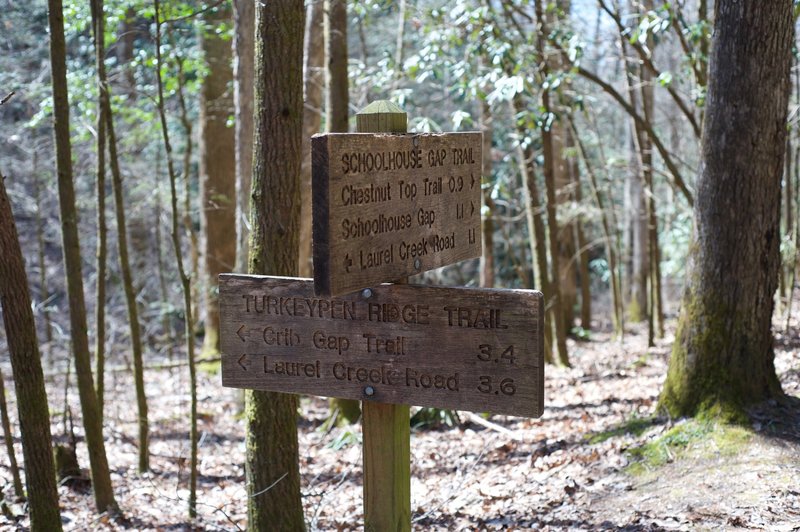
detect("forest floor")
[1,314,800,531]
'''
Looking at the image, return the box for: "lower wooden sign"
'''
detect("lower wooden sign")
[220,274,544,417]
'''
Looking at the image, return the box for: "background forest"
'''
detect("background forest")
[1,0,799,530]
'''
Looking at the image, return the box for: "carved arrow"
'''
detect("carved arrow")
[238,354,248,371]
[344,253,353,273]
[470,200,475,217]
[471,173,476,189]
[237,324,249,342]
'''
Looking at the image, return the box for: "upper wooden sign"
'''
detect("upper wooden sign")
[312,132,482,297]
[220,274,544,418]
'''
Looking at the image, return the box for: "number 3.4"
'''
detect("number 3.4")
[477,376,516,395]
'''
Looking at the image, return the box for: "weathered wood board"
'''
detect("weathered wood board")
[312,132,482,297]
[220,274,544,417]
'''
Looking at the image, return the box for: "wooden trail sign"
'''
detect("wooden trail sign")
[312,131,482,297]
[220,274,545,417]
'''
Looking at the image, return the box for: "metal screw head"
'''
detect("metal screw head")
[362,288,373,299]
[414,258,421,270]
[364,386,375,397]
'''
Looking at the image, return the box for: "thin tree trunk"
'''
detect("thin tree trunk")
[47,0,117,513]
[620,32,649,325]
[534,0,569,365]
[91,0,108,422]
[566,126,592,329]
[514,98,554,364]
[154,153,172,350]
[324,0,360,424]
[0,169,63,530]
[170,38,200,331]
[0,368,23,499]
[93,0,149,471]
[571,117,623,336]
[153,0,198,516]
[245,2,306,529]
[234,0,255,273]
[32,148,53,357]
[299,0,324,277]
[325,0,349,134]
[479,96,495,288]
[105,93,150,474]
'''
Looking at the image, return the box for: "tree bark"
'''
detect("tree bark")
[324,0,360,423]
[245,1,306,529]
[94,0,150,472]
[91,0,108,423]
[47,0,117,513]
[153,0,198,516]
[299,0,325,278]
[0,171,62,531]
[234,0,255,273]
[660,0,792,419]
[200,4,236,357]
[514,99,554,364]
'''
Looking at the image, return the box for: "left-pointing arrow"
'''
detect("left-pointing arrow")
[237,324,249,342]
[238,354,248,371]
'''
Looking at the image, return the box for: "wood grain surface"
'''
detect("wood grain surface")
[312,132,482,297]
[220,274,544,417]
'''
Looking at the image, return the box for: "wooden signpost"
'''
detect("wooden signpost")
[220,275,544,417]
[220,101,544,531]
[312,130,482,297]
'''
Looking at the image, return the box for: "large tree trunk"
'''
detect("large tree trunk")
[0,172,62,531]
[245,1,306,529]
[660,0,792,419]
[199,5,236,356]
[234,0,255,273]
[47,0,117,513]
[299,0,325,278]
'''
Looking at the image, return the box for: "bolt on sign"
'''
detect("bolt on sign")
[220,274,544,418]
[312,132,482,297]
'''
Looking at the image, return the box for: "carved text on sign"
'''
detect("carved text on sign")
[312,132,482,297]
[220,274,544,417]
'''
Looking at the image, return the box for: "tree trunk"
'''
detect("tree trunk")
[93,0,150,471]
[200,5,236,357]
[234,0,255,273]
[153,0,198,516]
[0,171,62,531]
[299,0,324,278]
[324,0,360,424]
[325,0,349,134]
[245,1,306,529]
[566,126,591,329]
[47,0,117,513]
[0,368,23,499]
[660,0,792,419]
[90,0,109,424]
[514,99,553,364]
[32,149,53,358]
[479,97,495,288]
